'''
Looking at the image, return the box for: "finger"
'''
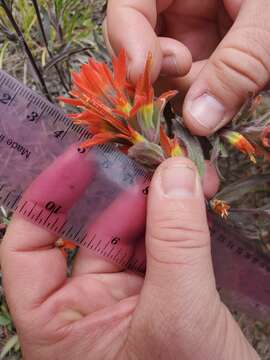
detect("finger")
[202,160,220,199]
[107,0,162,83]
[155,60,206,107]
[72,249,123,275]
[1,146,94,313]
[102,17,116,57]
[72,162,219,278]
[159,37,192,77]
[77,272,144,300]
[183,0,270,135]
[129,157,222,356]
[122,157,259,359]
[1,217,65,316]
[144,157,216,287]
[72,179,147,276]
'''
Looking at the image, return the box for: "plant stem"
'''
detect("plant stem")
[0,0,52,101]
[31,0,69,92]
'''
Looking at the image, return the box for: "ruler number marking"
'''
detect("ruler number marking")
[0,93,12,105]
[215,228,270,273]
[27,111,39,122]
[45,201,62,214]
[54,130,65,139]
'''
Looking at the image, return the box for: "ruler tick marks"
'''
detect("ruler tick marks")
[87,233,96,248]
[58,220,67,234]
[18,201,27,213]
[0,78,5,88]
[8,87,19,105]
[53,113,61,125]
[35,209,43,221]
[65,225,73,236]
[113,249,121,261]
[28,202,37,217]
[61,121,73,139]
[78,233,87,245]
[3,191,11,204]
[73,226,83,241]
[50,218,58,230]
[36,107,46,123]
[119,254,127,264]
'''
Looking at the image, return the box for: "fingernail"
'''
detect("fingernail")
[161,164,196,197]
[161,56,181,76]
[188,94,225,130]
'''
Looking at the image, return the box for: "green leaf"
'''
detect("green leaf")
[14,340,21,352]
[0,335,19,359]
[210,136,221,163]
[0,315,11,326]
[0,41,9,69]
[128,141,165,171]
[0,304,10,317]
[172,118,205,177]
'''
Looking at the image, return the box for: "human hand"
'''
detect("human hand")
[105,0,270,135]
[1,157,259,359]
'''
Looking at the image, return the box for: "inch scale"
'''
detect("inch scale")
[0,70,269,320]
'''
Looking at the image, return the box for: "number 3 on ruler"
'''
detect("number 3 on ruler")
[27,111,39,122]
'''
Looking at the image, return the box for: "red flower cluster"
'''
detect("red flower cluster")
[59,50,182,158]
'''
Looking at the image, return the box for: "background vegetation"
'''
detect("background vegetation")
[0,1,269,359]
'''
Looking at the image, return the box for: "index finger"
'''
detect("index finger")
[107,0,163,82]
[1,145,94,315]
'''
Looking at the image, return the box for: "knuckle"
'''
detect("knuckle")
[148,210,209,250]
[210,27,270,99]
[212,49,265,95]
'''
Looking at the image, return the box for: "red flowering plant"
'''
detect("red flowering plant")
[59,50,270,238]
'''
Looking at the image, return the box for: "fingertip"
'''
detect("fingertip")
[106,3,162,84]
[3,214,57,251]
[183,102,214,136]
[151,157,201,199]
[102,17,116,57]
[154,158,219,200]
[127,42,162,84]
[159,37,192,77]
[156,156,198,176]
[183,85,217,136]
[203,161,220,199]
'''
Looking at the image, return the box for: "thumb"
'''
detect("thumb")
[183,0,270,136]
[126,162,260,359]
[129,158,223,357]
[144,157,216,294]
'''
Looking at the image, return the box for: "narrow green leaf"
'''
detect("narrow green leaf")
[0,315,11,326]
[172,118,205,177]
[0,335,19,359]
[0,41,9,69]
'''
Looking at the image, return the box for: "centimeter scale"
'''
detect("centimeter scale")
[0,70,269,321]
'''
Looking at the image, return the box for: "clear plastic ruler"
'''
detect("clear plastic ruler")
[0,70,269,320]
